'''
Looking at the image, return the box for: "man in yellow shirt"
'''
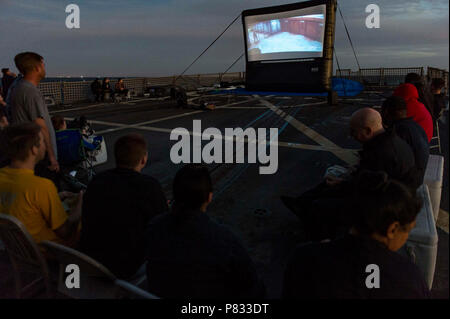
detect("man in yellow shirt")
[0,122,82,245]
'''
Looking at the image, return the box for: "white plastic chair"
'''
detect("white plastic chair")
[114,279,159,299]
[0,214,52,298]
[40,240,117,299]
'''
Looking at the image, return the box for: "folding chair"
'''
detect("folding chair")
[430,119,442,153]
[56,129,97,190]
[40,240,117,299]
[0,214,52,298]
[113,279,159,299]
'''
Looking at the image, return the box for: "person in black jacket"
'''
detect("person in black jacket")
[352,108,418,188]
[431,77,447,120]
[145,164,265,299]
[101,77,112,101]
[90,78,101,102]
[80,133,168,279]
[381,96,429,186]
[281,107,418,241]
[283,170,430,299]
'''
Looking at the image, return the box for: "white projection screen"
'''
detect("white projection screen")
[244,4,327,62]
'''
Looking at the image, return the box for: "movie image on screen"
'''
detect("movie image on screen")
[245,4,326,62]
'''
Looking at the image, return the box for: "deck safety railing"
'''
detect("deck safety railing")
[38,67,448,105]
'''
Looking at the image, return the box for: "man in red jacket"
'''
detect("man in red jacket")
[393,83,433,142]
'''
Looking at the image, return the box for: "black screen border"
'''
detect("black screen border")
[242,0,331,64]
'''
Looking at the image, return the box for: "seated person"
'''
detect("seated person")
[283,170,430,299]
[80,133,168,279]
[281,107,418,241]
[381,96,429,186]
[51,115,67,131]
[114,78,129,97]
[145,164,265,299]
[0,123,82,245]
[431,78,447,120]
[393,83,433,142]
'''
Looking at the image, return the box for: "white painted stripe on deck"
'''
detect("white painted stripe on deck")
[255,95,359,165]
[94,110,204,134]
[223,101,327,109]
[50,103,107,114]
[93,98,259,134]
[66,114,359,154]
[85,100,328,136]
[131,126,359,153]
[49,97,171,115]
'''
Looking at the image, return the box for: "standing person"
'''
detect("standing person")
[8,52,60,185]
[431,78,447,120]
[90,78,102,102]
[1,68,17,99]
[283,171,430,299]
[80,133,168,279]
[101,77,112,101]
[145,164,265,299]
[4,73,23,122]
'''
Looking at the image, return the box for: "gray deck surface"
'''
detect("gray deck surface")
[1,89,448,298]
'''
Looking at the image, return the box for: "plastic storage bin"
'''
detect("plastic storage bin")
[424,154,444,222]
[398,184,438,290]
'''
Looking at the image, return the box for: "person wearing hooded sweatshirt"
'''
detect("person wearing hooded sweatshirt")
[393,83,433,142]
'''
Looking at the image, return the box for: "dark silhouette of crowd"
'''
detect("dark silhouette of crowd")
[1,53,447,299]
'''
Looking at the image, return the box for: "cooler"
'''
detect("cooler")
[398,184,438,290]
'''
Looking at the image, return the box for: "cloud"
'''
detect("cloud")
[0,0,447,76]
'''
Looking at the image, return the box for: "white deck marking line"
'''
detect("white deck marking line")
[277,141,359,153]
[255,95,359,165]
[50,103,107,114]
[94,110,204,134]
[127,125,358,153]
[49,97,171,115]
[224,101,327,109]
[88,101,327,135]
[189,96,256,107]
[93,98,259,134]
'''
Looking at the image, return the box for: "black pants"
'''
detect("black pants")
[93,91,101,102]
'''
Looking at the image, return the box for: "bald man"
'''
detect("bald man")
[351,107,418,188]
[349,107,384,143]
[281,107,419,241]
